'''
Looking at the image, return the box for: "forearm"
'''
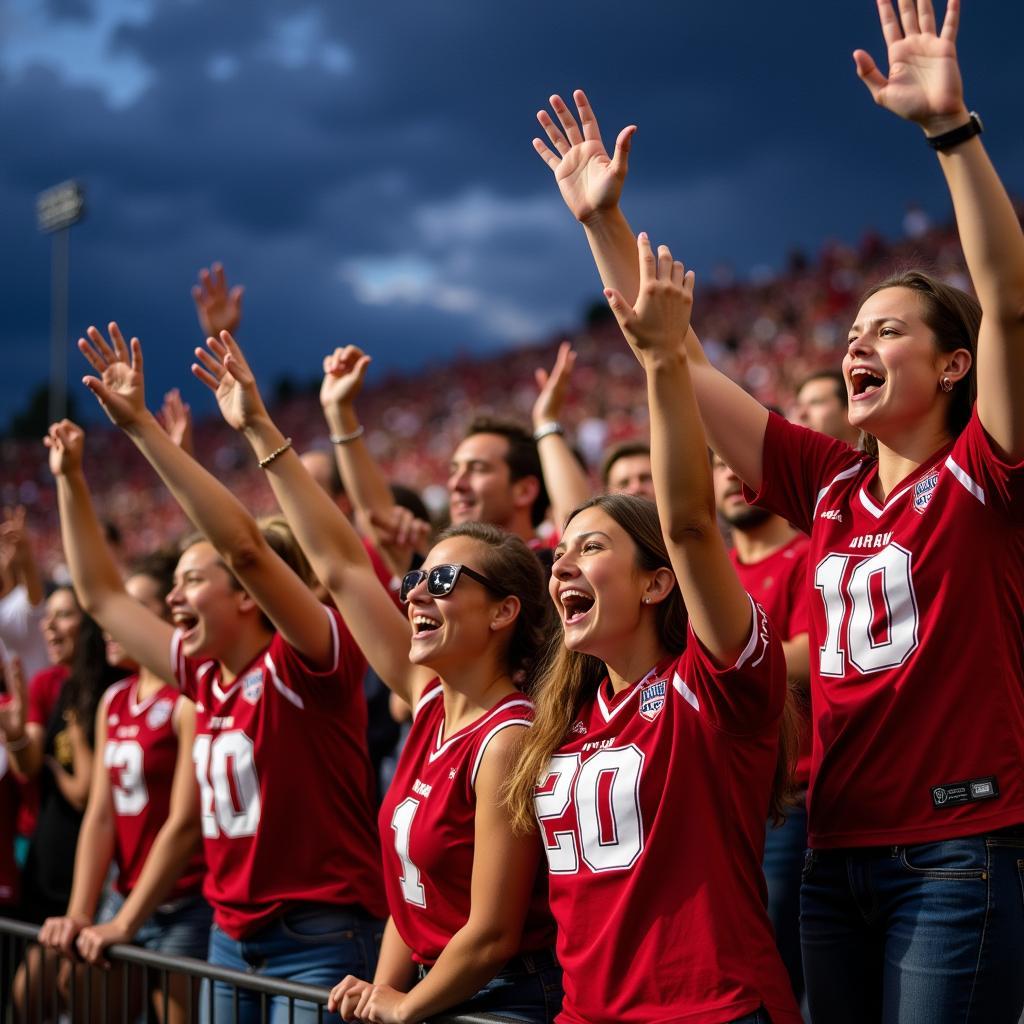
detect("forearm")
[66,811,116,921]
[13,549,44,608]
[242,415,375,581]
[781,635,811,696]
[938,138,1024,314]
[372,917,417,990]
[323,403,397,521]
[395,921,516,1023]
[582,207,642,303]
[113,820,201,934]
[8,728,44,779]
[127,414,264,566]
[536,434,592,528]
[57,471,127,617]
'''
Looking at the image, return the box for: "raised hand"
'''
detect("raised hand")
[192,330,269,433]
[604,234,695,360]
[44,420,85,478]
[192,263,244,338]
[78,323,149,429]
[534,90,635,224]
[533,340,576,429]
[320,346,372,412]
[158,388,194,454]
[0,507,28,576]
[854,0,967,131]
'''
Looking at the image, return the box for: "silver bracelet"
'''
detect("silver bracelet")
[4,733,29,753]
[258,437,293,469]
[533,421,564,442]
[330,425,365,445]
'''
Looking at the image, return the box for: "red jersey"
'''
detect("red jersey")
[536,602,800,1024]
[746,409,1024,848]
[102,678,205,899]
[171,604,387,938]
[379,682,555,965]
[18,665,69,838]
[730,536,812,786]
[0,744,19,905]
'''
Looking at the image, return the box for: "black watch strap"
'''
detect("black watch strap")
[927,112,983,152]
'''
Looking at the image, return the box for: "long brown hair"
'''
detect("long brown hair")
[858,270,980,458]
[504,494,798,833]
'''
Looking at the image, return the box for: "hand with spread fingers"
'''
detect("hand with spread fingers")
[192,262,244,338]
[853,0,968,133]
[534,89,635,225]
[532,340,576,432]
[78,323,150,430]
[604,234,696,361]
[191,330,270,434]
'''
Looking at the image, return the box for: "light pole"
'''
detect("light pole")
[36,181,85,424]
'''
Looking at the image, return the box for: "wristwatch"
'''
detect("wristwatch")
[927,112,983,152]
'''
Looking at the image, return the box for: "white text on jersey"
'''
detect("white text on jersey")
[849,531,894,550]
[412,778,432,798]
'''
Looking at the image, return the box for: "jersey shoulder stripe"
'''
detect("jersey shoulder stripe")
[470,718,532,788]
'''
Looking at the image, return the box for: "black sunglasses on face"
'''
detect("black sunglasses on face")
[399,563,504,604]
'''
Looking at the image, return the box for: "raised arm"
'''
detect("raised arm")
[192,262,243,339]
[192,331,431,706]
[78,323,334,668]
[76,699,203,966]
[319,346,400,528]
[533,342,592,527]
[854,0,1024,458]
[535,90,769,489]
[0,507,44,609]
[606,235,753,664]
[48,421,176,685]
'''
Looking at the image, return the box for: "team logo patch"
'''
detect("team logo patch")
[146,699,174,731]
[639,679,667,722]
[570,720,587,735]
[241,668,264,704]
[913,470,939,514]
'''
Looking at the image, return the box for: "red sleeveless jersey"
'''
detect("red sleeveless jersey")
[171,604,387,938]
[102,677,205,899]
[746,409,1024,847]
[536,602,801,1024]
[379,682,556,965]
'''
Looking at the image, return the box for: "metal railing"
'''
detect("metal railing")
[0,917,517,1023]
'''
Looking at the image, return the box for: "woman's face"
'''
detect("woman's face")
[166,542,247,660]
[405,535,511,673]
[843,287,950,439]
[104,573,167,668]
[41,588,83,667]
[550,507,654,661]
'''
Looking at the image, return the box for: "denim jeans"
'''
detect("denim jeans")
[201,905,384,1023]
[800,829,1024,1023]
[417,947,563,1022]
[99,888,212,958]
[763,802,806,1005]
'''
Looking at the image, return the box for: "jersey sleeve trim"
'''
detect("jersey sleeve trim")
[264,653,305,710]
[814,465,863,518]
[735,594,768,671]
[102,679,131,711]
[945,455,986,505]
[470,718,532,789]
[671,672,700,712]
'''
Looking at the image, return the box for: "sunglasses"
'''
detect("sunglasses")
[399,563,504,604]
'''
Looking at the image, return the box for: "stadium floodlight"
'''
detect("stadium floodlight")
[36,181,86,423]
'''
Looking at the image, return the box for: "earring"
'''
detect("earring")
[940,377,954,393]
[642,597,650,604]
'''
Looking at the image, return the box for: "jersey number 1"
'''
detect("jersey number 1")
[814,544,919,676]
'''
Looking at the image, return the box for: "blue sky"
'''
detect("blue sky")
[3,0,1023,432]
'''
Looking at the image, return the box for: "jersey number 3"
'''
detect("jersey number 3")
[535,746,645,874]
[815,544,919,676]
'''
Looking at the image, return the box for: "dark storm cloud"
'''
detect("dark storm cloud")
[3,1,1023,432]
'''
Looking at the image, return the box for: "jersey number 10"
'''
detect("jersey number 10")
[193,731,261,839]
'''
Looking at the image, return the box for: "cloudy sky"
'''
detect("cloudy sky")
[3,0,1023,432]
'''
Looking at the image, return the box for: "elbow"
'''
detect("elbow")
[462,923,522,970]
[662,511,719,547]
[220,526,269,577]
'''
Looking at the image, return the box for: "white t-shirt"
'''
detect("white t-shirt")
[0,585,48,680]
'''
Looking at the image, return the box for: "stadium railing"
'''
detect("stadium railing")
[0,916,518,1023]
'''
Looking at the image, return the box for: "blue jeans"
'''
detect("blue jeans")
[99,888,212,958]
[763,802,806,1005]
[417,947,563,1022]
[202,905,384,1024]
[801,829,1024,1023]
